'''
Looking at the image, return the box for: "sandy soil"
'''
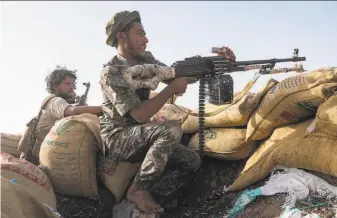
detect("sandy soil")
[56,157,337,218]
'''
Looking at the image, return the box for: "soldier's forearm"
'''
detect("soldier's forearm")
[74,106,102,115]
[130,86,175,123]
[64,105,102,117]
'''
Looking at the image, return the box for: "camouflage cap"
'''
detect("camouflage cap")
[105,10,141,47]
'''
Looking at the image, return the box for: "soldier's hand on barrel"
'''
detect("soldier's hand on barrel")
[215,46,236,61]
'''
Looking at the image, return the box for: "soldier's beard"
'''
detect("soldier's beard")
[56,92,76,103]
[64,96,77,104]
[126,39,147,62]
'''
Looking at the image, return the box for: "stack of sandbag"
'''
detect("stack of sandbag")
[1,132,22,158]
[246,67,337,141]
[181,78,279,133]
[1,152,57,209]
[188,128,257,160]
[227,93,337,191]
[39,113,102,200]
[183,78,278,161]
[1,176,62,218]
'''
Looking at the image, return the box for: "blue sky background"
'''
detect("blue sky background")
[0,1,336,133]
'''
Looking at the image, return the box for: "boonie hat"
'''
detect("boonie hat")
[105,10,141,47]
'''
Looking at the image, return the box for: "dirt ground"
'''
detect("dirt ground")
[56,156,337,218]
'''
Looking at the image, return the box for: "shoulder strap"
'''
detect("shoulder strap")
[29,95,57,142]
[36,94,57,120]
[41,94,57,110]
[19,95,58,159]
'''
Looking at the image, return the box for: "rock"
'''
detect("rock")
[112,199,159,218]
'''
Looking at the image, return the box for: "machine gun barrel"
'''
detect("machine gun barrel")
[174,48,306,77]
[222,56,306,67]
[213,56,306,73]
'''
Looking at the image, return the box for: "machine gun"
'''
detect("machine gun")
[172,48,306,160]
[77,82,91,106]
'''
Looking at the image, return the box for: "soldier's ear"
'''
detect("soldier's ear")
[52,84,59,94]
[116,32,126,41]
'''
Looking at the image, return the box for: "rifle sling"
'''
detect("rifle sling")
[28,95,56,149]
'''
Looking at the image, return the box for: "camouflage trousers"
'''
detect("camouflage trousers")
[106,120,201,190]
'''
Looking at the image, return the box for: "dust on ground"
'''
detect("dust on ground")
[56,157,337,218]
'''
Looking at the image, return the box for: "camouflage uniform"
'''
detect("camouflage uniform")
[99,53,201,191]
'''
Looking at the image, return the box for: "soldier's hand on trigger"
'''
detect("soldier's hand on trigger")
[169,77,188,95]
[216,46,236,61]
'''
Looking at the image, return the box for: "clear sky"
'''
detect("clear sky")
[0,1,336,134]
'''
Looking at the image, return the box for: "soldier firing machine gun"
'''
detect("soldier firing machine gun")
[171,48,306,160]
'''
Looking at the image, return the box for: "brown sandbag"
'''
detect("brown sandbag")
[98,154,141,202]
[310,94,337,136]
[228,95,337,191]
[0,152,57,209]
[188,128,257,160]
[246,67,337,141]
[181,78,279,134]
[233,91,242,99]
[150,103,191,124]
[1,132,22,157]
[1,176,62,218]
[39,113,103,200]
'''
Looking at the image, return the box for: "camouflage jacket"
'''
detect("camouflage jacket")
[99,52,167,144]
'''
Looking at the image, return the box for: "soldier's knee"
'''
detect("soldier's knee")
[160,121,183,141]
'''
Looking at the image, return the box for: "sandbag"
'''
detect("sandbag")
[39,113,103,200]
[188,128,257,160]
[1,132,22,157]
[98,154,141,202]
[0,152,57,209]
[310,94,337,135]
[246,67,337,141]
[150,103,191,124]
[227,94,337,191]
[1,176,62,218]
[149,91,177,104]
[181,78,278,134]
[233,91,242,99]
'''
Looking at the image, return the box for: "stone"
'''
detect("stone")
[112,199,158,218]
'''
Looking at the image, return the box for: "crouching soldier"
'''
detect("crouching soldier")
[99,11,202,214]
[18,66,103,165]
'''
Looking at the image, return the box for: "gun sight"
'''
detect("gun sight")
[83,82,90,87]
